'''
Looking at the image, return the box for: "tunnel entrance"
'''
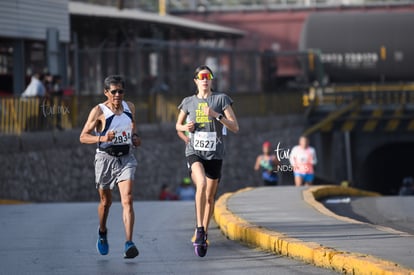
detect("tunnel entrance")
[361,142,414,195]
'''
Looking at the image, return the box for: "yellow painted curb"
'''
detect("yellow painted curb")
[214,186,414,275]
[303,186,412,236]
[302,185,380,225]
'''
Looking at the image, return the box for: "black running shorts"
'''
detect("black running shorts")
[186,154,222,180]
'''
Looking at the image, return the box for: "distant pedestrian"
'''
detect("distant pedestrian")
[21,72,46,98]
[159,184,178,200]
[176,177,196,201]
[254,141,279,186]
[289,136,317,186]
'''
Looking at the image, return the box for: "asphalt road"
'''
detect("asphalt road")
[0,201,337,275]
[322,196,414,235]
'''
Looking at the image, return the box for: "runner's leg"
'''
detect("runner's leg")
[98,188,112,232]
[191,162,207,228]
[203,177,219,233]
[294,174,303,187]
[118,179,135,241]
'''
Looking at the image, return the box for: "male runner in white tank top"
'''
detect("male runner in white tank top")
[80,75,141,259]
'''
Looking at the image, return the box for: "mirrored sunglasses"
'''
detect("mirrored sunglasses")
[195,72,214,80]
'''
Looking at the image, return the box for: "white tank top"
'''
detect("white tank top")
[97,101,133,149]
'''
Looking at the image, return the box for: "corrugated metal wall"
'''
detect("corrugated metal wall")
[0,0,69,42]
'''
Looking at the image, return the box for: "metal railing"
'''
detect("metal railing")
[0,92,304,135]
[307,83,414,106]
[0,96,76,135]
[7,86,414,135]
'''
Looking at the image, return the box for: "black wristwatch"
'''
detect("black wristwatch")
[216,114,223,121]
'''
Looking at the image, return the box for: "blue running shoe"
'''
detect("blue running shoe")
[96,228,109,255]
[124,241,139,259]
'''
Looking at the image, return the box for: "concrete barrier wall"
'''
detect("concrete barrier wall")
[0,115,305,202]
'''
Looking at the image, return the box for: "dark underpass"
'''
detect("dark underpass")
[360,142,414,195]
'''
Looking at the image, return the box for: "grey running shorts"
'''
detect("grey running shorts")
[94,152,138,190]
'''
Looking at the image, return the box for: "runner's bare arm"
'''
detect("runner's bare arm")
[222,106,239,133]
[202,105,239,133]
[254,156,262,171]
[79,105,103,144]
[177,130,190,144]
[176,110,194,133]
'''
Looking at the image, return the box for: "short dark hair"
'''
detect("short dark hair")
[104,75,125,90]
